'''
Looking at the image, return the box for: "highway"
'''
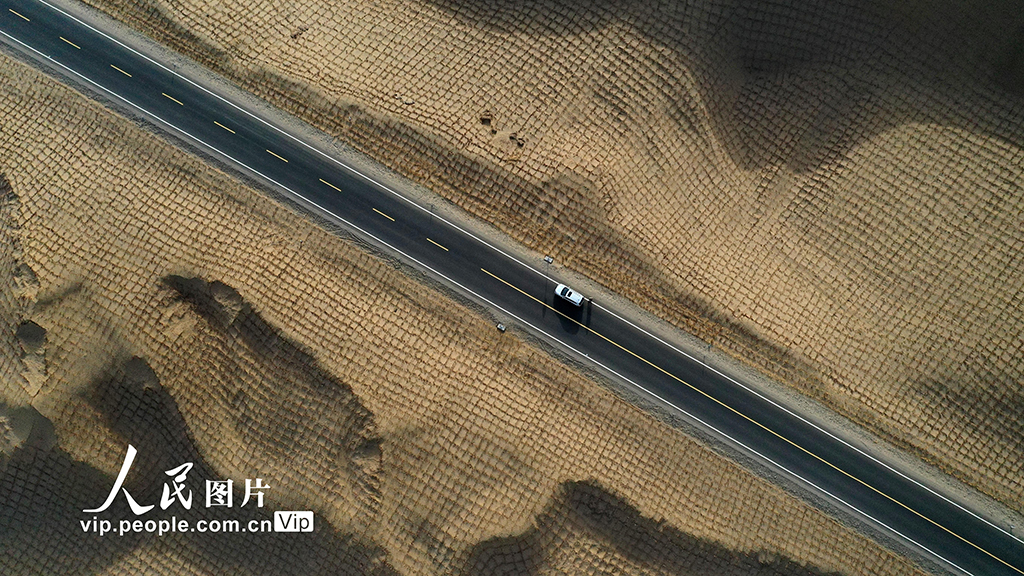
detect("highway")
[2,1,1022,574]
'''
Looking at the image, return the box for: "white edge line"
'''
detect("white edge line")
[31,0,555,280]
[3,5,1018,567]
[592,304,1024,547]
[28,0,1024,545]
[24,2,1024,545]
[0,29,980,575]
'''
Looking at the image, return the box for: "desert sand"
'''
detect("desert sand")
[0,53,929,574]
[73,0,1024,511]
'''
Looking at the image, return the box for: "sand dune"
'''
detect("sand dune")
[74,0,1024,511]
[0,54,927,574]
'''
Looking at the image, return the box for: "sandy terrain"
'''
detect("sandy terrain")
[0,53,929,574]
[71,0,1024,512]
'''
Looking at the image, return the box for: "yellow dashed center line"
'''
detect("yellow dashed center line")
[266,149,288,163]
[426,238,448,252]
[8,8,29,21]
[110,64,131,77]
[478,267,1023,576]
[59,36,80,49]
[319,178,341,192]
[162,92,184,106]
[213,121,235,134]
[372,208,394,222]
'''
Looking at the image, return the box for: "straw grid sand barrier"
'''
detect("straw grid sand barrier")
[0,54,929,574]
[75,0,1024,512]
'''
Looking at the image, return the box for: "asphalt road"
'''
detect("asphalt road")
[2,1,1022,574]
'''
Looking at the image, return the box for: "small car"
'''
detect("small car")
[554,283,584,306]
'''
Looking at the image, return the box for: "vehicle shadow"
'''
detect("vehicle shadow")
[551,298,584,335]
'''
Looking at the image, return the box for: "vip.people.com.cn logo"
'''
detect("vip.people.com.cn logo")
[79,444,313,536]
